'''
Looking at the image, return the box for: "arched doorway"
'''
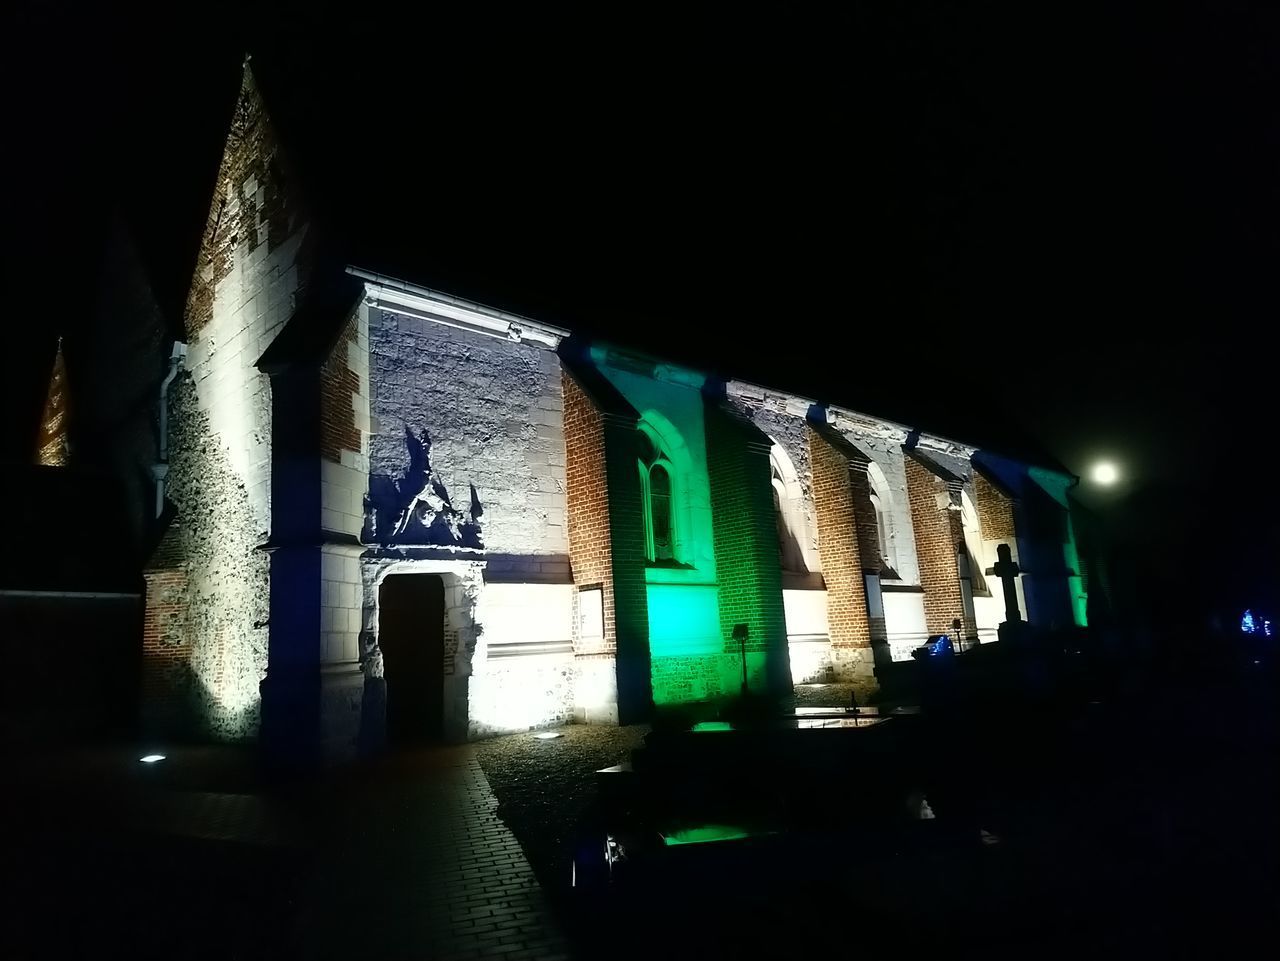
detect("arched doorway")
[377,574,446,744]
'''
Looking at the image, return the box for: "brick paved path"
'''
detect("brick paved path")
[300,746,570,960]
[6,743,568,960]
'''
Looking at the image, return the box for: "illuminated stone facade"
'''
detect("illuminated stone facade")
[122,63,1089,760]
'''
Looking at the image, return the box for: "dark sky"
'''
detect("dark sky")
[7,3,1279,591]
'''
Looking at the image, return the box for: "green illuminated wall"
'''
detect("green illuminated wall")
[592,348,746,706]
[1028,467,1089,628]
[703,398,791,698]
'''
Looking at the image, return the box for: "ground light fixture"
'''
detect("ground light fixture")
[138,754,167,763]
[533,731,563,740]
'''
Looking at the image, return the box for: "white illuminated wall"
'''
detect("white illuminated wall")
[170,82,310,739]
[468,583,576,736]
[358,295,577,745]
[884,591,929,661]
[784,588,833,683]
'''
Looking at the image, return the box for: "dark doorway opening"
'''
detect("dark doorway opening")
[378,574,446,745]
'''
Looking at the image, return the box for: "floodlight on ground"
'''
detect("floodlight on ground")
[139,754,166,764]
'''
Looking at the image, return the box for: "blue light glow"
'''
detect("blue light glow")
[924,634,954,656]
[1241,610,1257,634]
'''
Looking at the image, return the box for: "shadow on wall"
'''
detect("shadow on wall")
[143,659,261,744]
[365,427,484,549]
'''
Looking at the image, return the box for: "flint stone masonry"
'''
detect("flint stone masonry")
[142,63,312,741]
[159,380,270,739]
[367,308,568,558]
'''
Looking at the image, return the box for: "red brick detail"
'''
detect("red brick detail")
[975,472,1016,542]
[184,68,299,337]
[320,312,361,463]
[807,425,870,651]
[142,569,191,710]
[905,458,967,635]
[563,370,616,657]
[36,341,69,466]
[845,454,884,572]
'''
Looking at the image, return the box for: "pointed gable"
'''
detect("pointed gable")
[184,60,310,339]
[36,339,69,467]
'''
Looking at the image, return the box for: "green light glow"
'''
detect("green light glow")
[660,824,756,846]
[646,583,722,657]
[690,721,733,732]
[1028,468,1089,628]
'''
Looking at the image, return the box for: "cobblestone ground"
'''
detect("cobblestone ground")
[474,724,649,895]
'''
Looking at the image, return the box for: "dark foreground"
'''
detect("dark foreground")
[484,657,1279,960]
[3,657,1276,960]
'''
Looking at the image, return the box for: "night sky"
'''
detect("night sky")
[8,3,1279,602]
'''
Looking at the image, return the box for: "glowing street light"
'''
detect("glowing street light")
[1090,462,1119,485]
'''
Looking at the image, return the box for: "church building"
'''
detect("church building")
[31,65,1090,762]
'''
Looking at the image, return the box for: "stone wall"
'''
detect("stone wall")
[162,380,271,738]
[367,308,567,556]
[145,63,312,740]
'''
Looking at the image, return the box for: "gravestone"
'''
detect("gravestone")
[993,543,1027,645]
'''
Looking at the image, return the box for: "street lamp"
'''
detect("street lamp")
[1090,462,1119,485]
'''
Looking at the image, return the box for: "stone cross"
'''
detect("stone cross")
[992,543,1022,624]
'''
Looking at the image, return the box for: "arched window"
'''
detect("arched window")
[869,492,891,567]
[648,462,674,561]
[769,444,810,574]
[960,490,991,596]
[638,419,684,565]
[867,462,899,578]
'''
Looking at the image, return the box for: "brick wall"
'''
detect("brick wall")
[843,450,882,571]
[975,472,1016,541]
[905,456,967,636]
[563,370,617,659]
[320,312,361,464]
[185,70,298,339]
[705,401,790,697]
[807,424,873,686]
[560,360,652,722]
[36,341,69,467]
[600,404,653,721]
[724,384,821,572]
[141,569,190,728]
